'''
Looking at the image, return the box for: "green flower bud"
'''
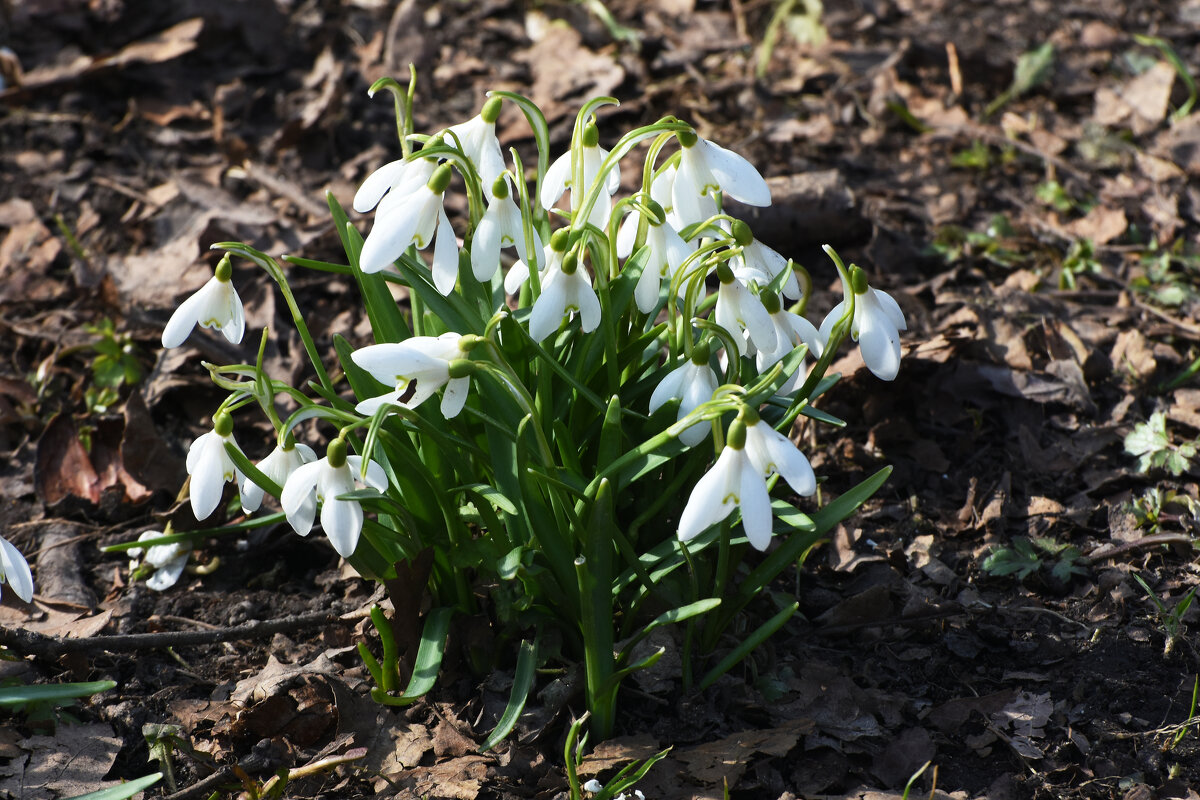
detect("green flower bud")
[730,219,754,247]
[550,227,571,253]
[582,122,600,148]
[677,128,698,149]
[213,410,233,437]
[447,358,473,379]
[481,96,503,124]
[214,255,233,283]
[459,334,482,352]
[690,339,711,365]
[427,163,453,194]
[716,262,735,284]
[849,265,869,295]
[327,437,348,468]
[561,251,579,275]
[645,199,666,226]
[761,291,781,315]
[491,175,510,199]
[738,405,761,427]
[726,418,747,449]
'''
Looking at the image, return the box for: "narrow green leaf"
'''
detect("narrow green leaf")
[698,602,798,690]
[457,483,519,516]
[481,638,538,751]
[63,773,163,800]
[382,607,454,705]
[0,680,117,708]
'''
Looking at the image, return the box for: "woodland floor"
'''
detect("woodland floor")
[2,1,1200,798]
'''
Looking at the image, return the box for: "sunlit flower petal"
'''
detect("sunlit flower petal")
[162,274,244,348]
[0,535,34,603]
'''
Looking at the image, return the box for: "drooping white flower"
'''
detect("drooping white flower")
[240,441,318,513]
[447,96,506,188]
[185,411,243,521]
[671,129,771,227]
[280,438,388,558]
[353,157,436,216]
[503,231,567,296]
[359,163,460,295]
[162,256,244,348]
[713,264,777,356]
[527,250,602,342]
[129,531,190,592]
[541,122,620,229]
[748,293,825,395]
[472,174,544,283]
[729,224,801,301]
[649,344,719,447]
[352,332,473,419]
[0,535,33,603]
[678,414,816,551]
[616,201,694,313]
[819,268,906,382]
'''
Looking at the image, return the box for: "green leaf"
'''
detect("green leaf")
[457,483,518,516]
[481,638,538,751]
[698,602,798,690]
[63,773,163,800]
[1011,42,1055,97]
[0,680,117,708]
[373,607,454,706]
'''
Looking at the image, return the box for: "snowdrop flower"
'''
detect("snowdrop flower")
[751,293,825,395]
[671,129,771,228]
[0,535,33,603]
[649,341,719,447]
[472,174,544,283]
[541,122,619,229]
[240,441,318,513]
[280,437,388,558]
[354,156,436,217]
[352,332,475,419]
[581,782,644,800]
[162,255,244,348]
[678,412,816,551]
[528,250,601,342]
[186,411,243,521]
[727,221,802,301]
[617,200,694,313]
[819,264,906,381]
[503,228,568,295]
[129,531,190,592]
[448,96,506,188]
[359,163,460,295]
[714,263,777,356]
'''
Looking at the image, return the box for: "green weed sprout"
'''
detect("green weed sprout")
[147,76,905,742]
[1125,412,1197,475]
[1132,573,1197,657]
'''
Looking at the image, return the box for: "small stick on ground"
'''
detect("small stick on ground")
[0,610,344,661]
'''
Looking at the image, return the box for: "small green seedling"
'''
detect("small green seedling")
[1169,676,1199,752]
[982,536,1086,583]
[1132,573,1197,657]
[1125,487,1199,534]
[1058,238,1102,290]
[984,41,1055,118]
[1125,412,1197,475]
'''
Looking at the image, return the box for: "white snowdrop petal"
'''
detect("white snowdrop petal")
[161,286,209,349]
[432,209,460,295]
[649,364,687,415]
[281,460,323,535]
[703,139,772,207]
[858,313,902,381]
[677,451,736,542]
[355,390,404,417]
[819,299,848,344]
[354,159,409,213]
[0,536,34,603]
[738,456,774,551]
[541,151,571,209]
[321,497,362,558]
[471,211,503,282]
[441,375,470,419]
[528,274,566,342]
[874,288,907,331]
[359,196,426,273]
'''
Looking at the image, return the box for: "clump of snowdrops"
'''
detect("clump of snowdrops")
[130,73,905,744]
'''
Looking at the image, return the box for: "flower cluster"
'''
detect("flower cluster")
[153,84,906,743]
